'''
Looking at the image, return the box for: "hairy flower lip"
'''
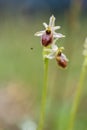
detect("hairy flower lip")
[41,32,53,47]
[56,53,68,68]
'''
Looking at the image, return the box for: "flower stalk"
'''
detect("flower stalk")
[37,58,49,130]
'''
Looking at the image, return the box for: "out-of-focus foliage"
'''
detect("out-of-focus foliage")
[0,0,87,16]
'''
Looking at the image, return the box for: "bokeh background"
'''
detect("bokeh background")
[0,0,87,130]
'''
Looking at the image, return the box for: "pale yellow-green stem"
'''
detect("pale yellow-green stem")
[37,58,49,130]
[68,57,87,130]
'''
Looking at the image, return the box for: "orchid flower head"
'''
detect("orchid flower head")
[35,15,65,47]
[34,15,68,68]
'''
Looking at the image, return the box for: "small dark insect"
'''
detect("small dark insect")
[30,47,34,50]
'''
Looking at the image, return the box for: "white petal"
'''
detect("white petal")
[52,38,58,44]
[44,53,55,59]
[53,26,61,30]
[44,44,58,54]
[43,22,48,28]
[43,45,58,60]
[53,33,65,38]
[34,30,45,36]
[49,15,55,27]
[51,44,58,52]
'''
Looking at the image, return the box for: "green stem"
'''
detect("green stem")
[68,59,87,130]
[37,58,49,130]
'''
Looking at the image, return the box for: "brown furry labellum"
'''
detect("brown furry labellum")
[41,30,53,47]
[56,52,67,68]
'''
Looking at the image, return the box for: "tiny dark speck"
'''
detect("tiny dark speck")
[30,47,34,50]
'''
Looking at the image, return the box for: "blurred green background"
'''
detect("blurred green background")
[0,0,87,130]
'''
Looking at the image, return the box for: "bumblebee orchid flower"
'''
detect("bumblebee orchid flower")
[43,39,68,68]
[56,47,68,68]
[35,15,65,47]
